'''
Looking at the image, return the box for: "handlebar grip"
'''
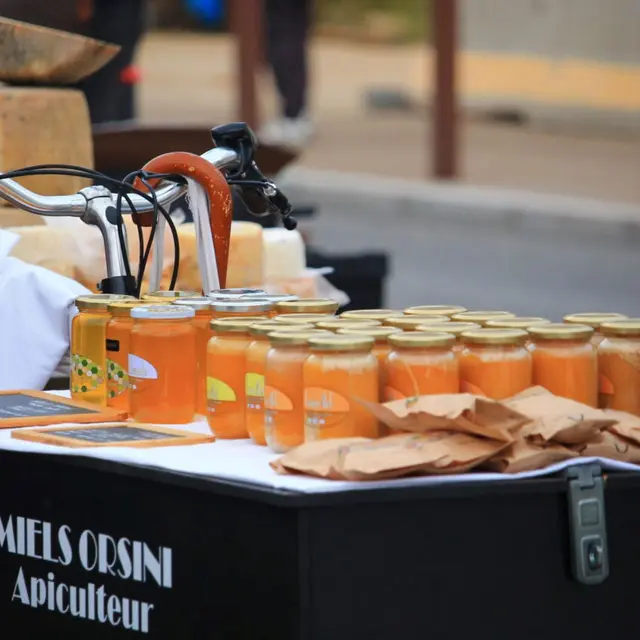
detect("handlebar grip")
[132,152,233,288]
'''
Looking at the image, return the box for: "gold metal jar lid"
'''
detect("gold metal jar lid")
[211,299,273,313]
[563,312,628,329]
[389,332,456,349]
[142,290,199,300]
[248,293,299,303]
[315,320,381,332]
[172,297,214,312]
[210,317,270,333]
[403,305,467,317]
[485,316,551,330]
[340,309,400,321]
[461,328,528,346]
[417,321,481,336]
[131,305,195,320]
[208,288,267,300]
[107,300,155,317]
[308,334,375,352]
[249,321,315,336]
[273,314,336,324]
[385,316,450,330]
[75,294,134,310]
[269,330,331,346]
[452,311,515,325]
[336,327,402,342]
[529,323,594,341]
[274,298,339,314]
[600,319,640,337]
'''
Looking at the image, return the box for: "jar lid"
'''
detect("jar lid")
[210,317,269,333]
[461,328,528,345]
[249,293,299,303]
[385,316,450,330]
[485,317,551,329]
[563,312,628,329]
[211,299,273,313]
[249,321,315,336]
[452,311,515,325]
[131,305,195,320]
[273,314,336,324]
[528,323,594,341]
[307,334,375,352]
[340,309,400,321]
[142,290,199,300]
[403,305,467,317]
[417,322,481,336]
[107,300,154,316]
[315,320,381,332]
[208,288,267,300]
[274,298,339,314]
[600,319,640,337]
[389,332,456,349]
[172,297,213,311]
[336,327,402,342]
[269,330,331,346]
[75,294,134,310]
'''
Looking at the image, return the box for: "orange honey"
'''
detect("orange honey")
[304,334,379,442]
[206,317,268,439]
[245,321,315,446]
[459,329,532,399]
[173,297,214,415]
[264,330,330,452]
[528,323,597,406]
[129,305,197,424]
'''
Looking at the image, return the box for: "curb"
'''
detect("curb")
[280,167,640,242]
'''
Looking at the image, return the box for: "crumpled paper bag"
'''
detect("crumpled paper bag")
[484,440,579,474]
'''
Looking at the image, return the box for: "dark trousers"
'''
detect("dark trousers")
[264,0,312,119]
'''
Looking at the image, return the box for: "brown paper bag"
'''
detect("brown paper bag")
[360,394,524,442]
[605,410,640,447]
[272,431,512,481]
[506,394,615,445]
[484,440,578,474]
[575,429,640,464]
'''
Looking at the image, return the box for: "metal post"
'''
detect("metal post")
[432,0,458,179]
[229,0,262,130]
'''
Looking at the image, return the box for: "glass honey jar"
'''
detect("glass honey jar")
[141,290,199,302]
[416,322,481,352]
[211,299,273,320]
[563,312,629,346]
[340,309,400,322]
[209,288,267,300]
[274,298,339,316]
[403,305,467,317]
[273,314,336,325]
[315,319,382,332]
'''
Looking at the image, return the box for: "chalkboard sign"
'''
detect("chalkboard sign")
[0,391,127,429]
[12,423,216,448]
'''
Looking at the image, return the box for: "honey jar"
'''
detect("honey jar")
[211,299,273,320]
[528,323,597,406]
[274,298,339,315]
[206,317,269,438]
[273,314,336,324]
[384,315,450,331]
[71,294,134,406]
[245,321,315,445]
[416,322,481,352]
[105,300,154,412]
[386,332,458,401]
[303,335,379,442]
[563,312,629,346]
[403,305,467,317]
[209,288,267,300]
[598,320,640,415]
[452,311,515,326]
[459,329,531,399]
[142,290,199,302]
[264,330,330,452]
[340,309,400,322]
[315,319,381,332]
[173,297,215,415]
[485,317,551,330]
[129,305,197,424]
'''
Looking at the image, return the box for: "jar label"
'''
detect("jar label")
[264,386,294,411]
[304,387,350,430]
[70,354,103,393]
[207,377,237,403]
[106,359,129,398]
[460,381,486,396]
[384,386,406,402]
[599,374,614,395]
[128,354,158,380]
[245,372,265,412]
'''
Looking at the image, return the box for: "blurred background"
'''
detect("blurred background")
[1,0,639,316]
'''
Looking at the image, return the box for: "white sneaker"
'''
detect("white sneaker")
[258,115,315,150]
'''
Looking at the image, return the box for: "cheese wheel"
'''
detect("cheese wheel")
[263,227,306,281]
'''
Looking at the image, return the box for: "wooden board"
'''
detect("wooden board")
[0,391,127,429]
[12,422,216,448]
[0,16,119,85]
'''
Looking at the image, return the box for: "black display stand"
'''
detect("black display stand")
[0,449,638,639]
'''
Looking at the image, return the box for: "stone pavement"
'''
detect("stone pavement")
[137,32,640,207]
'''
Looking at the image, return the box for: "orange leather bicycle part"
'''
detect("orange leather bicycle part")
[132,151,233,288]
